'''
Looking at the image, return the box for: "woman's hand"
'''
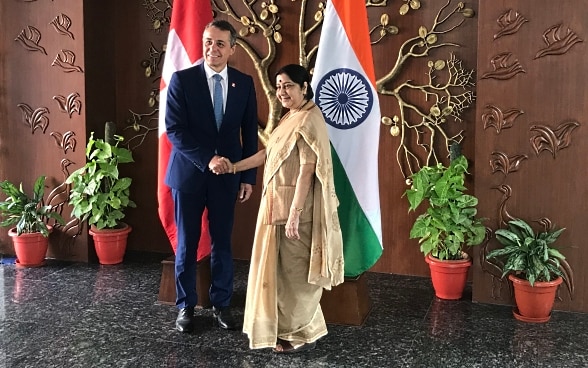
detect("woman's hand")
[285,208,301,239]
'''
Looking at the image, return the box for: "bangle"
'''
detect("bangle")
[293,207,303,213]
[233,164,237,174]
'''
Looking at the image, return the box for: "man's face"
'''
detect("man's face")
[203,26,235,72]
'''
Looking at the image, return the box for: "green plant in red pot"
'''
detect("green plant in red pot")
[404,154,486,300]
[66,131,136,264]
[0,175,65,266]
[486,218,572,322]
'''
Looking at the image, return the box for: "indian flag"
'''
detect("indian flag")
[311,0,383,277]
[157,0,211,260]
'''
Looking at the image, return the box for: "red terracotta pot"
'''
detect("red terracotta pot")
[425,253,472,300]
[8,227,51,267]
[509,274,562,323]
[89,223,132,265]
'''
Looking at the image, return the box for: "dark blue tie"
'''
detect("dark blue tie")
[213,74,223,130]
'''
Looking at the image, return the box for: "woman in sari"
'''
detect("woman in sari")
[224,64,344,353]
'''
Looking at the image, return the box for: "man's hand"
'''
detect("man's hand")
[209,156,230,175]
[238,183,253,203]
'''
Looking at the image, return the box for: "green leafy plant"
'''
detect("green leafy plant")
[404,155,486,260]
[66,132,136,230]
[0,175,65,236]
[486,218,566,286]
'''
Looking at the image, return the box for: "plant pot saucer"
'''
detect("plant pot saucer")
[512,308,551,323]
[15,259,46,268]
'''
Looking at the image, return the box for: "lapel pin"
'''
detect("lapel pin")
[231,83,236,87]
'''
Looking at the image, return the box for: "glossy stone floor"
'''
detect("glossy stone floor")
[0,254,587,368]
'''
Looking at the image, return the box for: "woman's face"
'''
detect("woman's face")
[276,73,306,110]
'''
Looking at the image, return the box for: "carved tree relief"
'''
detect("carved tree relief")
[376,0,477,178]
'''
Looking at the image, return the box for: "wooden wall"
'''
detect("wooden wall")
[0,0,91,261]
[472,1,586,312]
[1,0,586,312]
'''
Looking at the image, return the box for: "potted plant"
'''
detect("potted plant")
[486,218,568,322]
[404,154,486,300]
[66,131,136,264]
[0,175,65,267]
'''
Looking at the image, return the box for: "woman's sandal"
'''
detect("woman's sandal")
[273,339,317,354]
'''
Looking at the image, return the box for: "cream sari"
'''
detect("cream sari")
[242,101,344,349]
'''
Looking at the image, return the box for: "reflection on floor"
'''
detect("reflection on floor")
[0,254,586,368]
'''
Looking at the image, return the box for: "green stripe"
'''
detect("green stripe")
[331,146,382,277]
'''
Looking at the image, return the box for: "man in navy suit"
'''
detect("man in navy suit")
[165,20,258,333]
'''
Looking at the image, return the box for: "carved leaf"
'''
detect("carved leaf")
[490,152,528,176]
[481,52,525,80]
[494,9,528,39]
[530,121,580,158]
[50,131,77,154]
[53,92,82,118]
[52,49,84,73]
[50,13,75,40]
[482,105,524,133]
[535,23,583,59]
[14,25,47,55]
[17,103,50,134]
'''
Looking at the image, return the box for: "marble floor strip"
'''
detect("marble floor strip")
[0,255,586,368]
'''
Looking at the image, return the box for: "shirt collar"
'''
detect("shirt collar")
[204,63,228,81]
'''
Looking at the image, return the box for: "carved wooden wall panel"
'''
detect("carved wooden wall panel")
[0,0,90,261]
[473,0,587,312]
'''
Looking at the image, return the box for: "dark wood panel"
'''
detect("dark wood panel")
[0,0,90,261]
[473,0,587,312]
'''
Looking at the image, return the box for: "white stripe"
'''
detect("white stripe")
[158,29,201,137]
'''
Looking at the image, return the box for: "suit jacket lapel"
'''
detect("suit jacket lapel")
[222,68,238,132]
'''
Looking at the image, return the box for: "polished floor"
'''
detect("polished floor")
[0,254,586,368]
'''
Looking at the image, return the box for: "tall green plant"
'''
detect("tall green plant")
[0,175,65,236]
[486,218,566,286]
[404,155,486,260]
[66,132,136,230]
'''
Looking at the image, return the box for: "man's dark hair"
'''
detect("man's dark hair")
[205,20,237,47]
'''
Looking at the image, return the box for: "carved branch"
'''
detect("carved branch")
[377,1,475,178]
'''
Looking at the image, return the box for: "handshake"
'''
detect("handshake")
[209,155,237,175]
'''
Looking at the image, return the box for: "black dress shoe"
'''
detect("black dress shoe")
[212,306,240,330]
[176,306,195,333]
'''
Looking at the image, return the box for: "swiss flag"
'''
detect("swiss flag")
[157,0,212,260]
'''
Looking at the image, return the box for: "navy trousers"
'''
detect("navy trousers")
[172,174,237,309]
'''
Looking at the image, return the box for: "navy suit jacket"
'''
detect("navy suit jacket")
[164,63,258,194]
